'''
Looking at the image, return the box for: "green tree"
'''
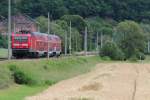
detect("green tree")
[140,23,150,53]
[61,15,87,32]
[85,17,114,51]
[56,20,82,52]
[36,16,48,33]
[18,0,67,19]
[0,34,8,48]
[116,20,146,58]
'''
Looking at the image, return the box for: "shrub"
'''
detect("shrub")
[8,65,34,85]
[101,56,111,61]
[8,64,17,72]
[13,70,34,85]
[45,80,56,86]
[100,41,125,60]
[129,55,138,62]
[136,52,146,60]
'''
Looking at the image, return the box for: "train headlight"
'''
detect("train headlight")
[13,44,20,46]
[22,44,28,46]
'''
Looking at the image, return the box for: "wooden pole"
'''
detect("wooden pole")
[100,32,103,49]
[69,21,72,55]
[96,32,99,51]
[84,27,87,56]
[76,34,78,52]
[8,0,11,60]
[47,12,50,59]
[148,40,150,53]
[65,32,67,55]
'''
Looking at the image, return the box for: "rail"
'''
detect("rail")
[0,51,99,62]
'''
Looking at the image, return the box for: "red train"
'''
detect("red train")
[11,31,62,58]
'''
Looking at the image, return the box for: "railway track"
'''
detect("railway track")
[0,52,99,62]
[0,56,61,62]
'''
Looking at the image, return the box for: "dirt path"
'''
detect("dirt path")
[26,63,150,100]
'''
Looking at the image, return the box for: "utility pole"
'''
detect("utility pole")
[47,12,50,59]
[148,40,150,53]
[14,23,16,33]
[100,32,103,49]
[65,32,67,55]
[84,27,87,56]
[8,0,11,60]
[69,21,72,55]
[96,32,99,52]
[76,35,78,52]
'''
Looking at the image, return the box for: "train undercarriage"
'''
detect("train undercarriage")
[12,49,61,58]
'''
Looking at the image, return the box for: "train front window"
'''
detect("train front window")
[21,36,28,42]
[14,36,28,42]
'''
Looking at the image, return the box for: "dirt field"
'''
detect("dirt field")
[26,63,150,100]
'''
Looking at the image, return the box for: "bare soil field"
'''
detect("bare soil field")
[26,63,150,100]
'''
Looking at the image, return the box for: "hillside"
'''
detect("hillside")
[0,0,150,21]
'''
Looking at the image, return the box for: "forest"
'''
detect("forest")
[0,0,150,60]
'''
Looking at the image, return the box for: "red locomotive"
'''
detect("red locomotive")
[11,31,62,58]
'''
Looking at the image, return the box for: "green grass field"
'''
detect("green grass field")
[0,85,47,100]
[0,56,102,100]
[0,48,8,58]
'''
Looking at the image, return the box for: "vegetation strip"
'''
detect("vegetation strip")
[0,56,101,100]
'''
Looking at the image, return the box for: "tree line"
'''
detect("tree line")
[0,0,150,22]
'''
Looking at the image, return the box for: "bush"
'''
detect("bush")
[100,41,125,60]
[101,56,111,61]
[8,65,34,85]
[129,55,138,62]
[45,80,56,86]
[13,70,34,85]
[136,52,146,60]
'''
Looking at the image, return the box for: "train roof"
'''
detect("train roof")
[32,32,61,40]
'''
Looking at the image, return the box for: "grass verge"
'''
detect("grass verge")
[0,48,8,58]
[0,85,47,100]
[0,56,101,100]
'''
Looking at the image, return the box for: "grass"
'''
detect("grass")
[0,56,102,100]
[0,64,12,90]
[5,56,101,85]
[0,85,47,100]
[0,48,8,58]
